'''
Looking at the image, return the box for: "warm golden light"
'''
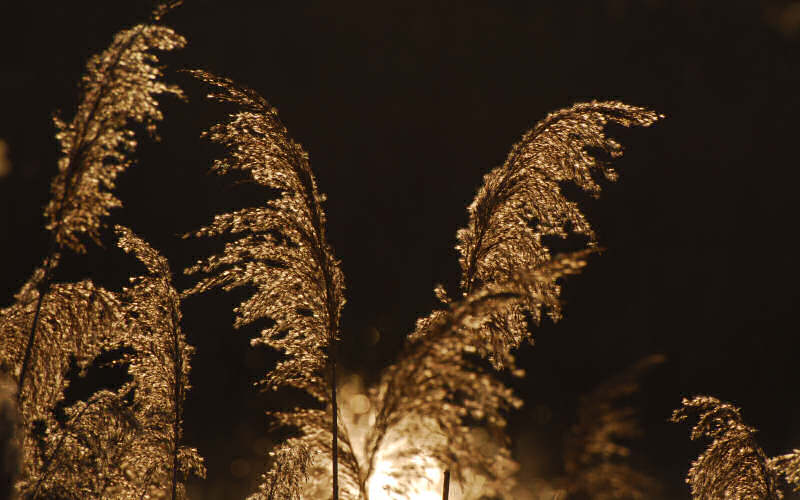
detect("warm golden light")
[338,375,447,499]
[350,393,371,415]
[367,456,442,500]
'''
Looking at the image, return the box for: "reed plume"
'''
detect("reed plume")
[354,101,660,498]
[115,226,205,499]
[247,441,313,500]
[409,100,661,497]
[672,396,783,499]
[15,8,185,411]
[0,5,190,496]
[0,274,124,498]
[182,71,347,499]
[364,286,522,498]
[364,254,595,498]
[0,227,203,498]
[278,271,558,498]
[454,101,662,368]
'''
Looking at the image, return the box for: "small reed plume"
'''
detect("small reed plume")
[672,396,782,499]
[115,226,205,499]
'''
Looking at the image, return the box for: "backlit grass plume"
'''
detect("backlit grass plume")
[14,8,185,415]
[266,405,364,499]
[281,283,525,499]
[44,25,185,255]
[115,226,204,499]
[0,227,203,498]
[364,287,523,499]
[454,101,661,368]
[0,274,124,498]
[351,254,590,498]
[182,71,347,499]
[247,441,313,500]
[671,396,782,499]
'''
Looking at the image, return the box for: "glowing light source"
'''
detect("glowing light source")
[350,393,371,415]
[367,456,442,500]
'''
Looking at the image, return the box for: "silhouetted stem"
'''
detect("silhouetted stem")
[442,469,450,500]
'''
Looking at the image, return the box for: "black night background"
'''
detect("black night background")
[2,1,799,498]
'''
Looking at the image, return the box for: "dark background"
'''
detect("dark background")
[2,1,800,498]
